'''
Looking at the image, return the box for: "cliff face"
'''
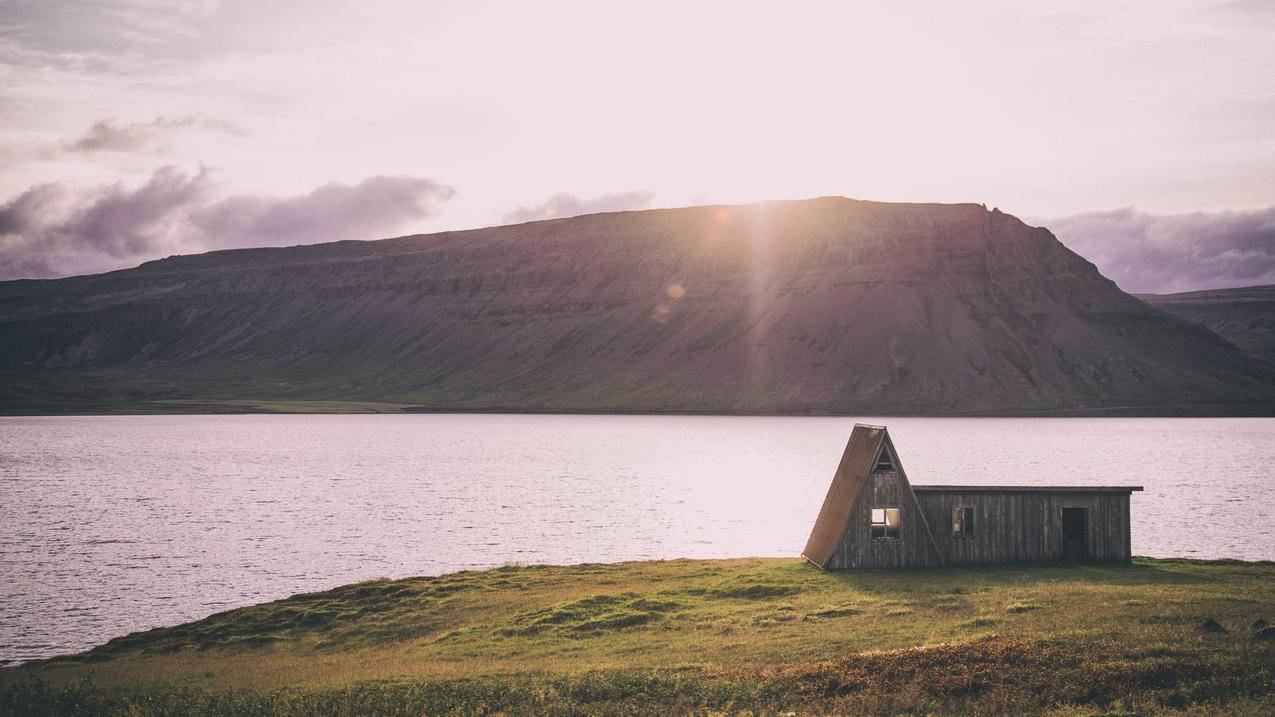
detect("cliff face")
[2,197,1273,414]
[1140,284,1275,364]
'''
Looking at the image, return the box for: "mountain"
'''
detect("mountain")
[1139,284,1275,364]
[2,197,1273,415]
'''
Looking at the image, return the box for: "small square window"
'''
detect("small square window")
[953,506,975,537]
[871,507,901,540]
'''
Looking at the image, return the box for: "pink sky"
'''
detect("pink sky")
[0,1,1272,289]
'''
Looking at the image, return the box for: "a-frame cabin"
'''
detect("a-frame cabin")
[803,424,1141,569]
[802,424,945,569]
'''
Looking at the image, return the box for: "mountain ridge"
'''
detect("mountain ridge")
[2,196,1272,415]
[1139,284,1275,364]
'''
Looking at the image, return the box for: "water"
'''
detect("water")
[1,415,1272,664]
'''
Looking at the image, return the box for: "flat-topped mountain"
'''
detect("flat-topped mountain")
[2,197,1272,415]
[1140,284,1275,364]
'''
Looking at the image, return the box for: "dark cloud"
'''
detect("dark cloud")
[65,116,244,154]
[0,168,453,280]
[191,176,455,250]
[503,191,654,223]
[1041,206,1275,294]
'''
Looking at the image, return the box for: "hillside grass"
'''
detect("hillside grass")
[2,557,1273,715]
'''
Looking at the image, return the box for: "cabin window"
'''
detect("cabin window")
[871,507,901,540]
[953,506,975,537]
[873,448,895,472]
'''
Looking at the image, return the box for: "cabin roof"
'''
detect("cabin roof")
[801,423,889,568]
[912,485,1144,493]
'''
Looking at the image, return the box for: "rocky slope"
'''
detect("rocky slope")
[1140,284,1275,364]
[2,197,1273,414]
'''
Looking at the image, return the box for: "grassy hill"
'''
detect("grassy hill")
[3,558,1273,715]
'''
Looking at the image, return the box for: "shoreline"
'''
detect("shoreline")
[4,401,1275,417]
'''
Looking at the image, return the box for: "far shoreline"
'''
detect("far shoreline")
[3,399,1275,418]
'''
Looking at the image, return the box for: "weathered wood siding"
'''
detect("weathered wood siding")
[827,486,1133,569]
[915,491,1132,565]
[826,471,942,569]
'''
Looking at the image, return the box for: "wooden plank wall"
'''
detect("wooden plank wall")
[915,491,1132,565]
[826,471,942,569]
[829,484,1133,569]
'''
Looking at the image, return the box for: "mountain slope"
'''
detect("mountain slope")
[1,197,1273,415]
[1139,284,1275,364]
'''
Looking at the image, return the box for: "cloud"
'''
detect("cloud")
[503,191,654,223]
[64,116,244,154]
[191,175,454,249]
[0,116,245,166]
[1041,206,1275,294]
[0,168,453,280]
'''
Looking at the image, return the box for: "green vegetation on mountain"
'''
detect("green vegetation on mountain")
[3,557,1273,715]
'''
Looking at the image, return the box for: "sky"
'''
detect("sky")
[0,0,1272,292]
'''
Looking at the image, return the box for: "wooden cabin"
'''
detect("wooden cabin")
[802,424,1142,569]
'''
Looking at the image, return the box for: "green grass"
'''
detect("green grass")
[2,557,1273,715]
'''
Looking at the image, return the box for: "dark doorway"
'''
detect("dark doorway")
[1062,507,1088,561]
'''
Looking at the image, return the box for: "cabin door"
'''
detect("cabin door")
[1061,507,1088,561]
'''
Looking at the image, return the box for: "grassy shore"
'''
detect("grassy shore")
[3,557,1273,715]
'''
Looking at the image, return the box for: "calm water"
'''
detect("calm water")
[1,415,1272,664]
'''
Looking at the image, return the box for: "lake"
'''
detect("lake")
[2,414,1272,664]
